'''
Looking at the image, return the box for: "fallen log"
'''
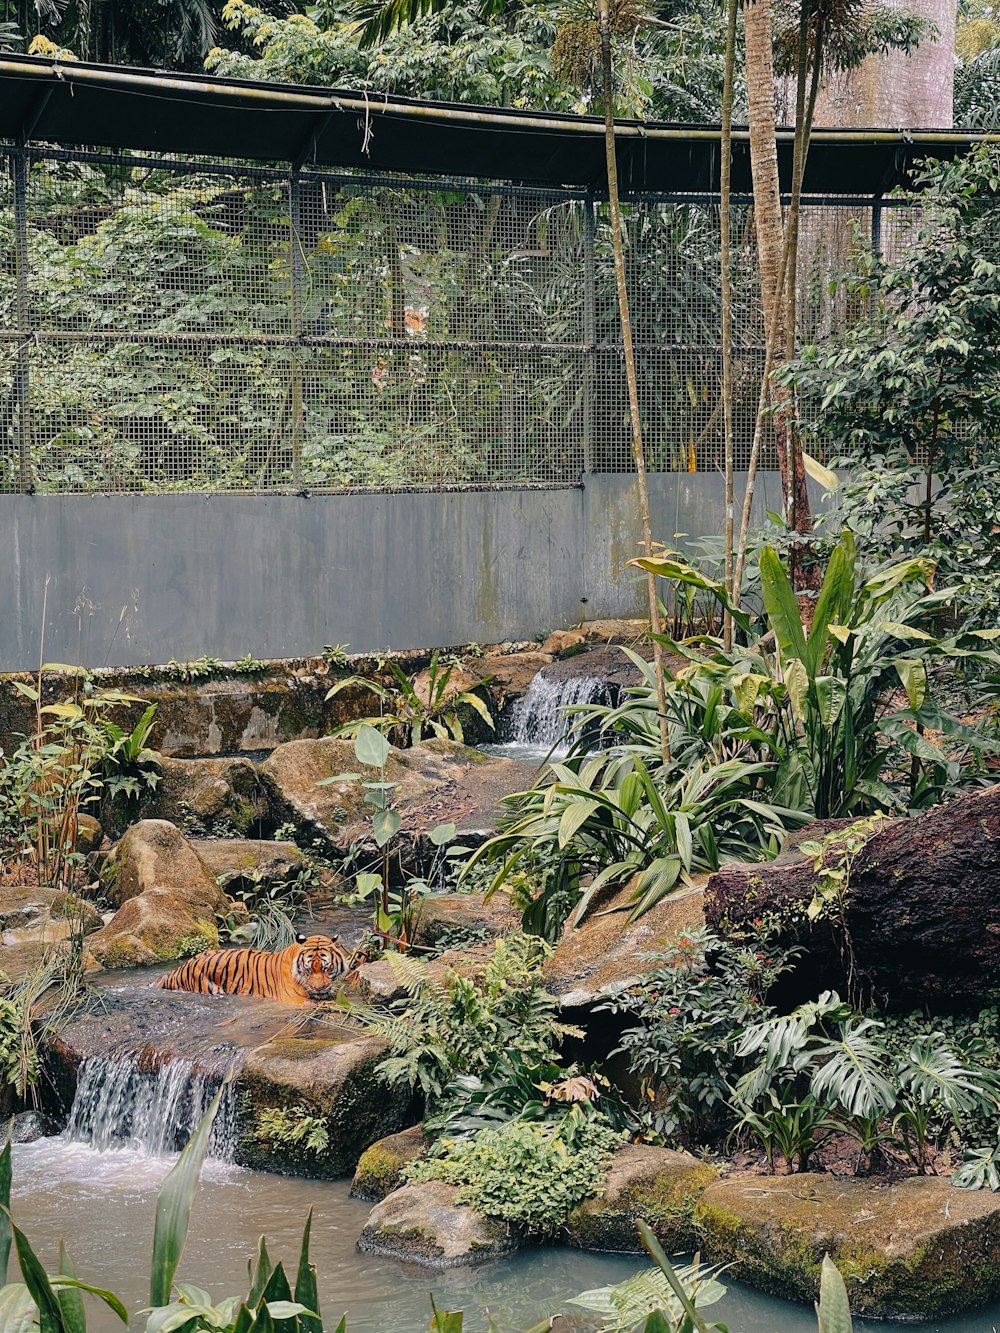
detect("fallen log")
[704,785,1000,1010]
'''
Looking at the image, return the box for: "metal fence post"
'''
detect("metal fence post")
[289,169,304,489]
[12,146,32,494]
[582,196,597,475]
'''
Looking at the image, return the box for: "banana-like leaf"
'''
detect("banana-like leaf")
[802,452,840,492]
[558,800,599,848]
[805,533,854,677]
[784,659,809,722]
[893,659,927,711]
[759,546,807,664]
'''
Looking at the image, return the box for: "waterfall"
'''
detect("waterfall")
[65,1053,239,1161]
[507,673,608,748]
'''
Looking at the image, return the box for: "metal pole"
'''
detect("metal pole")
[12,147,32,494]
[582,197,597,475]
[289,170,304,488]
[871,194,883,256]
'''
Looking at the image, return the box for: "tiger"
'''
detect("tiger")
[156,934,351,1004]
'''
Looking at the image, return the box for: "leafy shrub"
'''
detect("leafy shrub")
[348,934,578,1104]
[253,1105,330,1156]
[404,1109,623,1235]
[601,926,798,1144]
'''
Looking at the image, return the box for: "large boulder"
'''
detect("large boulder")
[357,1181,520,1268]
[89,821,227,968]
[237,1031,418,1178]
[107,755,270,839]
[543,877,705,1009]
[351,1125,428,1201]
[191,838,303,894]
[410,892,520,951]
[705,785,1000,1008]
[260,737,534,860]
[694,1172,1000,1320]
[565,1145,717,1253]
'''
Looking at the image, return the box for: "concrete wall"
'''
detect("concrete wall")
[0,472,792,670]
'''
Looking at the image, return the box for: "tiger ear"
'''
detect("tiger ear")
[296,933,307,944]
[331,935,339,943]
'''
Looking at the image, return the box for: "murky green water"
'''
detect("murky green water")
[10,1139,1000,1333]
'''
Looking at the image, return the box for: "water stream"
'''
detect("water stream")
[481,672,609,765]
[11,1051,1000,1332]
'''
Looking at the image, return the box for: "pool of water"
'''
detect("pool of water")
[10,1138,1000,1333]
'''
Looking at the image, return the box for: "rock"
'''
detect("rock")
[410,893,520,951]
[541,630,589,658]
[565,1145,717,1253]
[351,1125,428,1201]
[89,821,227,969]
[48,892,104,934]
[100,821,227,914]
[694,1172,1000,1320]
[191,838,303,894]
[0,886,60,933]
[74,813,104,854]
[542,645,651,688]
[705,785,1000,1007]
[11,1110,47,1143]
[87,891,220,969]
[355,948,494,1003]
[357,1181,519,1268]
[260,738,534,861]
[544,876,705,1009]
[111,755,270,839]
[237,1032,418,1177]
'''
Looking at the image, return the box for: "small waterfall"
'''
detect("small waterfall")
[65,1054,238,1161]
[508,673,608,748]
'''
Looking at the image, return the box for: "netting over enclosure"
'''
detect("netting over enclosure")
[0,146,912,494]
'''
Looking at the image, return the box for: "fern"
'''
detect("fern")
[568,1261,726,1332]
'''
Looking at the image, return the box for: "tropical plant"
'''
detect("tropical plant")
[635,531,1000,819]
[404,1107,623,1235]
[344,933,578,1106]
[601,926,798,1143]
[327,652,494,747]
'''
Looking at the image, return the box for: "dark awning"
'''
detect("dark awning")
[0,53,994,194]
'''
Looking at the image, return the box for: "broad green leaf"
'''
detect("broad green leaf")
[10,682,38,701]
[806,534,854,677]
[429,823,456,846]
[816,1254,854,1333]
[372,808,402,848]
[0,1134,11,1284]
[759,546,807,664]
[55,1245,85,1333]
[10,1219,62,1333]
[814,677,848,728]
[150,1088,222,1307]
[558,800,598,848]
[247,1238,272,1307]
[0,1283,38,1333]
[354,724,391,769]
[894,659,927,711]
[294,1210,321,1333]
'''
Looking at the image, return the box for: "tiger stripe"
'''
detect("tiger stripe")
[155,934,350,1004]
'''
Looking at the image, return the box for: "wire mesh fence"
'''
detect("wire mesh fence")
[0,146,912,495]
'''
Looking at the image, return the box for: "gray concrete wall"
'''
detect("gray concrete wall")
[0,472,793,669]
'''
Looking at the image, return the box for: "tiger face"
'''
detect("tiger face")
[290,933,349,999]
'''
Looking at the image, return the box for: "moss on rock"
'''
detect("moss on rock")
[694,1173,1000,1320]
[565,1145,717,1252]
[351,1125,428,1202]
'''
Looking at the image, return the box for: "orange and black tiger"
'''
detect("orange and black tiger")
[156,934,351,1004]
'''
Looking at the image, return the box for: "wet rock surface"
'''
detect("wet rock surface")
[138,755,271,837]
[566,1145,717,1253]
[357,1180,520,1268]
[695,1172,1000,1319]
[351,1125,428,1201]
[260,737,534,859]
[544,876,705,1008]
[410,892,520,950]
[191,837,303,893]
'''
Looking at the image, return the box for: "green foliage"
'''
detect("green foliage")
[602,926,798,1144]
[404,1109,623,1235]
[328,652,494,747]
[253,1106,331,1157]
[347,933,576,1104]
[567,1257,726,1333]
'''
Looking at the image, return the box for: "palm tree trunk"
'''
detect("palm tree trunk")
[720,0,739,643]
[597,0,669,763]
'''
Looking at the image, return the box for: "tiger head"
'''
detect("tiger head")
[290,933,349,999]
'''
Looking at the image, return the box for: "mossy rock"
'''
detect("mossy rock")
[565,1145,717,1253]
[357,1180,520,1269]
[235,1033,417,1178]
[695,1172,1000,1319]
[351,1125,428,1202]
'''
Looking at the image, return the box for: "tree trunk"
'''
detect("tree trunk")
[721,0,739,633]
[811,0,957,127]
[704,785,1000,1009]
[597,0,670,764]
